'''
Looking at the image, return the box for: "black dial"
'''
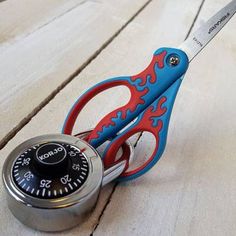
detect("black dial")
[12,142,89,199]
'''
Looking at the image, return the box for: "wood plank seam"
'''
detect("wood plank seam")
[0,0,152,151]
[13,0,91,45]
[90,1,208,234]
[90,131,143,235]
[90,182,119,236]
[185,0,206,39]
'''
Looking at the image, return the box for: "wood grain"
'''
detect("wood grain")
[0,0,88,44]
[0,0,148,145]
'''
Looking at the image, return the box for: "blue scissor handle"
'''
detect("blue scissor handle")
[62,47,189,150]
[102,78,183,181]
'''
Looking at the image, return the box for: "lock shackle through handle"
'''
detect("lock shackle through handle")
[75,130,134,185]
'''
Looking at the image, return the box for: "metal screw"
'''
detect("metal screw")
[169,55,180,66]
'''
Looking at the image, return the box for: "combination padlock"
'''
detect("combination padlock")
[2,133,133,231]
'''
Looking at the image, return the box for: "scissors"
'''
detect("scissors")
[62,0,236,181]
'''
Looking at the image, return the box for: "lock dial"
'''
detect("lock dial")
[12,142,89,199]
[2,133,132,232]
[3,134,104,232]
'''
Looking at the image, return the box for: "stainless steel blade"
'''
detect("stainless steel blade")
[179,0,236,62]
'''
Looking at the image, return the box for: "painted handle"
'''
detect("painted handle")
[103,78,183,181]
[62,48,189,148]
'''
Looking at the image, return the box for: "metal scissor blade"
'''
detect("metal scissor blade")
[179,0,236,62]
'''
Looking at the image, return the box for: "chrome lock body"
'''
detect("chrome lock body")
[2,133,132,232]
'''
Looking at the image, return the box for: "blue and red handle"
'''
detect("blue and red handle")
[103,78,182,180]
[62,47,189,180]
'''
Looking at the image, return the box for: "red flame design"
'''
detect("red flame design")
[89,51,167,142]
[131,50,167,86]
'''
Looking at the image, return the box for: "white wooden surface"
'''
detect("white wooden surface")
[0,0,147,145]
[0,0,235,235]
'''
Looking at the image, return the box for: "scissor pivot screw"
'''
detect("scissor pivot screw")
[169,55,179,66]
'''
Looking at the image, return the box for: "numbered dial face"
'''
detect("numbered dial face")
[12,142,89,199]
